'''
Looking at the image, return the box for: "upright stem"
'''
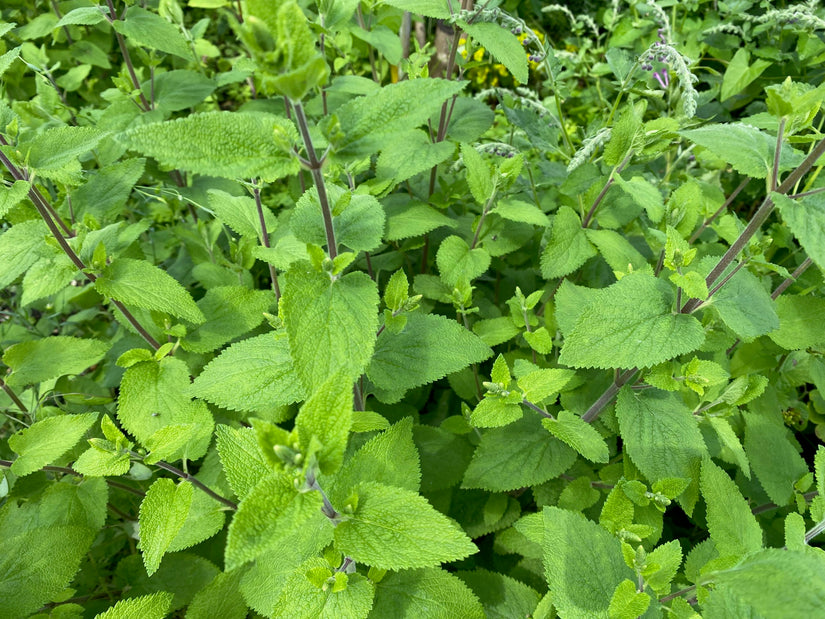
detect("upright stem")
[581,152,632,228]
[1,379,29,413]
[292,101,338,259]
[581,368,636,423]
[252,181,280,299]
[689,177,750,243]
[771,117,786,193]
[470,189,498,249]
[771,257,812,300]
[105,0,151,112]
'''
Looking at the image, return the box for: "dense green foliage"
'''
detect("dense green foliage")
[2,0,825,617]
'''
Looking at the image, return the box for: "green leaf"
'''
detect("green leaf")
[543,506,634,618]
[215,425,271,500]
[463,414,577,491]
[334,482,477,569]
[3,336,109,387]
[383,197,457,240]
[182,285,271,353]
[0,179,30,218]
[458,569,540,619]
[559,272,705,369]
[139,479,194,576]
[0,46,20,79]
[585,228,649,274]
[542,411,609,463]
[380,0,451,19]
[540,206,597,279]
[206,189,276,240]
[73,158,146,220]
[113,6,192,60]
[707,549,825,618]
[96,257,205,324]
[700,459,762,558]
[191,332,305,414]
[437,235,491,286]
[461,143,494,205]
[56,7,109,27]
[370,567,485,618]
[147,69,216,113]
[292,184,385,252]
[517,368,577,402]
[461,21,529,84]
[470,396,522,428]
[282,267,379,391]
[8,412,98,476]
[271,558,375,619]
[768,295,825,349]
[333,78,466,157]
[328,417,420,504]
[743,411,808,505]
[493,198,551,227]
[608,579,651,619]
[118,357,209,446]
[225,472,324,570]
[297,371,352,474]
[604,105,641,166]
[120,112,299,182]
[0,219,47,289]
[774,191,825,273]
[167,485,225,552]
[73,442,131,477]
[414,424,474,493]
[143,401,214,464]
[186,571,247,619]
[375,130,454,185]
[367,312,492,402]
[0,525,96,618]
[616,388,707,514]
[679,123,803,178]
[112,553,219,611]
[21,126,104,181]
[351,25,402,64]
[613,175,665,223]
[643,540,683,594]
[720,48,771,102]
[706,417,750,478]
[94,592,174,619]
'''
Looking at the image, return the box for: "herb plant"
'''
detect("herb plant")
[2,0,825,617]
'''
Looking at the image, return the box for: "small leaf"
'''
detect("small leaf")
[540,206,597,279]
[700,459,762,559]
[9,412,99,477]
[138,479,194,576]
[461,21,529,83]
[608,579,651,619]
[542,411,609,463]
[436,235,491,286]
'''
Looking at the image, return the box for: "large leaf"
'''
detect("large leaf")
[181,285,272,353]
[774,191,825,273]
[461,21,529,83]
[138,479,194,576]
[559,272,705,369]
[8,412,99,476]
[540,206,597,279]
[700,459,762,559]
[3,336,109,387]
[281,267,379,392]
[367,312,492,402]
[112,6,192,59]
[370,568,484,619]
[120,112,299,181]
[0,219,48,288]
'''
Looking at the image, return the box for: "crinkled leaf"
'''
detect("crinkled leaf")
[540,206,597,279]
[9,412,98,476]
[139,479,194,576]
[3,336,109,387]
[542,410,609,463]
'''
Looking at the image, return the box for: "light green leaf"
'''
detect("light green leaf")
[458,569,540,619]
[3,336,109,387]
[0,47,20,79]
[707,549,825,618]
[96,258,205,324]
[292,184,385,252]
[0,219,47,289]
[215,425,271,500]
[120,112,299,181]
[375,130,455,185]
[383,197,457,240]
[367,312,492,401]
[743,411,808,505]
[139,479,194,576]
[462,414,577,491]
[613,175,665,223]
[56,7,108,27]
[542,411,609,463]
[167,485,225,553]
[608,579,651,619]
[380,0,451,18]
[470,396,522,428]
[706,417,750,478]
[604,105,641,166]
[768,295,825,350]
[186,571,247,619]
[370,567,484,618]
[191,332,305,414]
[543,506,634,619]
[0,179,30,218]
[73,158,146,220]
[182,285,271,353]
[559,272,705,369]
[701,459,762,558]
[585,228,649,274]
[113,6,192,59]
[616,388,707,514]
[461,21,529,84]
[147,69,216,113]
[297,371,352,474]
[437,235,491,286]
[351,23,402,64]
[112,553,219,611]
[21,126,104,178]
[334,482,477,569]
[493,198,551,226]
[8,412,98,476]
[94,592,174,619]
[282,267,379,391]
[225,472,324,570]
[721,48,771,102]
[774,192,825,273]
[643,540,683,594]
[73,442,131,477]
[540,206,597,279]
[333,78,466,157]
[206,189,276,240]
[461,143,494,205]
[517,368,577,402]
[679,123,804,178]
[328,417,420,504]
[271,558,375,619]
[143,400,213,464]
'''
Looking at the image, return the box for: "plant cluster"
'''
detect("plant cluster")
[2,0,825,617]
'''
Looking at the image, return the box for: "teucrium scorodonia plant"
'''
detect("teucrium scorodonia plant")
[2,0,825,617]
